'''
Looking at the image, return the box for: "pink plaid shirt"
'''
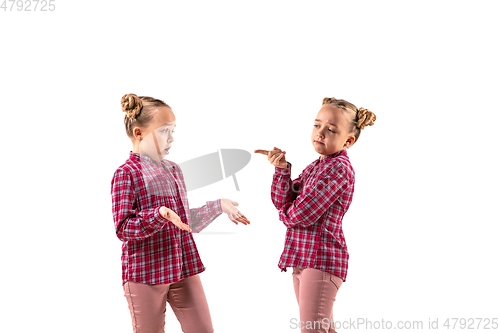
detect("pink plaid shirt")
[271,149,354,281]
[111,152,223,285]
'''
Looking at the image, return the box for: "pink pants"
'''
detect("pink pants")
[292,267,343,333]
[123,274,213,333]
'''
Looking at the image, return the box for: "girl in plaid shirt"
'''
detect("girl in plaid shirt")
[111,94,250,333]
[256,97,376,333]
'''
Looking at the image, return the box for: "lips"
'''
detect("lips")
[314,140,325,145]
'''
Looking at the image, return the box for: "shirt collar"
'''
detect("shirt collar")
[129,151,161,167]
[319,149,346,161]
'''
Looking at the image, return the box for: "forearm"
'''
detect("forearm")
[114,206,169,241]
[278,201,317,228]
[278,172,351,229]
[271,162,297,209]
[189,199,224,233]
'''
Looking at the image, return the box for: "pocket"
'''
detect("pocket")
[329,274,343,290]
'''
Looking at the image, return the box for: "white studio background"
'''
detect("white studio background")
[1,1,499,332]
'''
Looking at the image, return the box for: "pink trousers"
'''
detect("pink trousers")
[292,267,343,333]
[123,274,213,333]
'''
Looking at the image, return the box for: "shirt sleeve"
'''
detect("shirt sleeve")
[189,199,224,233]
[271,162,304,210]
[272,162,353,228]
[111,168,169,241]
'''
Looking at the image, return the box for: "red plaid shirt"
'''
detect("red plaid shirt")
[271,149,354,281]
[111,152,223,285]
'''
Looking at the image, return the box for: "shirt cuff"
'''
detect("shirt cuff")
[210,199,223,215]
[156,206,170,225]
[275,162,291,175]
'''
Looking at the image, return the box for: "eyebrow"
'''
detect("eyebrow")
[314,119,338,127]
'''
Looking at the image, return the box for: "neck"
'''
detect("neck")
[132,140,140,154]
[131,144,161,163]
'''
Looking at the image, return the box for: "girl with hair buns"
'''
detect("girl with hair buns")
[255,97,376,333]
[111,93,250,333]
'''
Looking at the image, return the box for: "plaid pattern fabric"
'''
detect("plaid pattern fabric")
[271,149,355,281]
[111,152,223,285]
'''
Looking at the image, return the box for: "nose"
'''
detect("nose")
[167,132,175,143]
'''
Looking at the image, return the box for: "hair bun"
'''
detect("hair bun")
[356,107,376,130]
[322,97,337,105]
[121,93,143,120]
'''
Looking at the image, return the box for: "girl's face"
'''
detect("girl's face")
[138,107,176,161]
[311,104,355,158]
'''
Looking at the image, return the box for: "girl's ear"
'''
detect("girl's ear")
[133,127,142,141]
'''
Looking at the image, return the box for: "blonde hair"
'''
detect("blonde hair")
[322,97,376,144]
[121,93,171,138]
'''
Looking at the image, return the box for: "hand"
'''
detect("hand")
[254,147,288,169]
[159,206,192,232]
[220,199,250,225]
